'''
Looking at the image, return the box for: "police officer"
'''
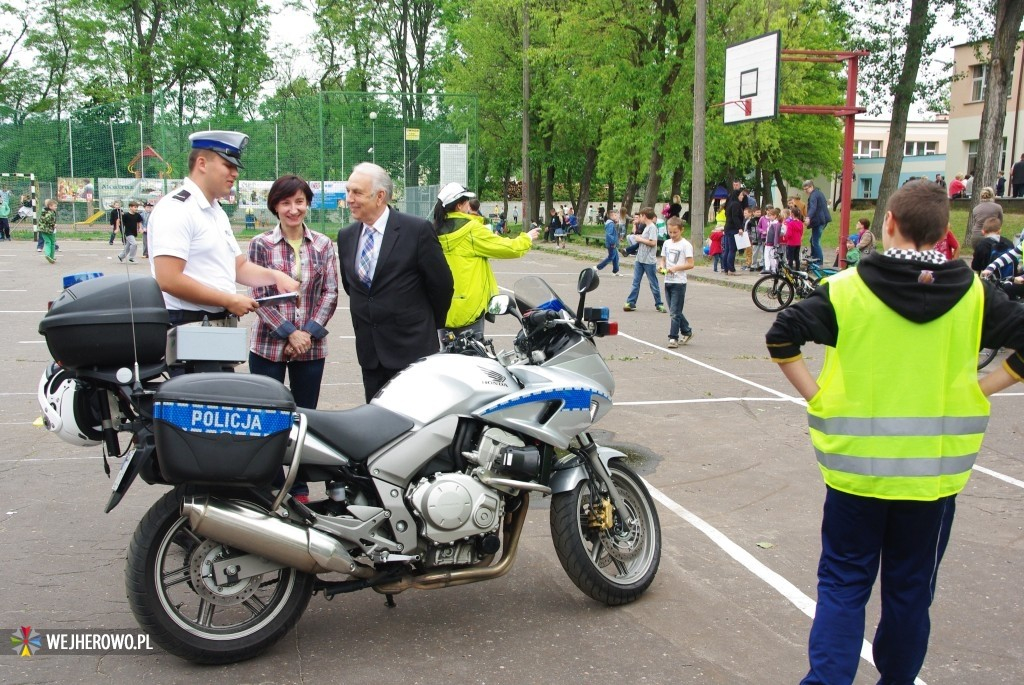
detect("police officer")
[149,130,298,326]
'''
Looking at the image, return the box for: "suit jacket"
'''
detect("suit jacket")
[338,209,454,371]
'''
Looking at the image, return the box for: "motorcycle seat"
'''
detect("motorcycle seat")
[301,404,414,462]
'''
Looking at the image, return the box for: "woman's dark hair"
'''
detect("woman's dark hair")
[432,198,464,231]
[266,175,313,217]
[857,217,871,231]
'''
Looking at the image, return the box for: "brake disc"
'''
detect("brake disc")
[188,539,261,606]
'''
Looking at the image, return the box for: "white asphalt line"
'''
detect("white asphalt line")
[0,310,46,313]
[0,289,27,292]
[643,479,926,685]
[617,397,785,406]
[619,332,804,405]
[17,340,46,344]
[972,464,1024,489]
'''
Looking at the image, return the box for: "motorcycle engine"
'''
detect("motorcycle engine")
[408,473,503,546]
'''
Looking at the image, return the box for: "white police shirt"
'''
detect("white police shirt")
[148,177,241,312]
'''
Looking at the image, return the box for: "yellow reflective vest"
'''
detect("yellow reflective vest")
[807,268,989,501]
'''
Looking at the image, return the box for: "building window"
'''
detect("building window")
[904,141,938,156]
[853,140,882,159]
[965,138,1008,175]
[972,65,988,101]
[860,177,873,199]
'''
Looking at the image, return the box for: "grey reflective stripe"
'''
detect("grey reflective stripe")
[808,415,989,437]
[814,450,977,477]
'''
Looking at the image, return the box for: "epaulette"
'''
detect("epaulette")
[172,190,191,202]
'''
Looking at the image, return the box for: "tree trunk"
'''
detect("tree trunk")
[870,0,933,236]
[669,167,683,201]
[967,0,1024,245]
[621,173,639,218]
[529,167,541,226]
[773,170,788,210]
[575,145,598,224]
[606,176,615,214]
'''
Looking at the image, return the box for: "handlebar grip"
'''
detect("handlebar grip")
[527,309,559,326]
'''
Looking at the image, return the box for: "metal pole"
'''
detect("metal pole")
[690,0,707,250]
[139,121,144,180]
[275,123,280,179]
[521,0,530,229]
[69,119,77,226]
[838,55,859,267]
[110,119,119,179]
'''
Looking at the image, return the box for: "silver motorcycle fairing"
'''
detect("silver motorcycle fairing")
[373,354,519,424]
[474,365,612,450]
[549,445,626,494]
[537,334,616,397]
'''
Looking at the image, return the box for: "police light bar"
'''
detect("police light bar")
[583,306,610,322]
[594,321,617,337]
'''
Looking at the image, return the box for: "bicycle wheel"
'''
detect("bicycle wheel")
[978,347,1001,370]
[752,275,795,312]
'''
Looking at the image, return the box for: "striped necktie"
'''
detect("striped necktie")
[357,225,376,288]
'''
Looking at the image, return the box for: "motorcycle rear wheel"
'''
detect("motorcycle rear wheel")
[125,487,315,664]
[550,462,660,605]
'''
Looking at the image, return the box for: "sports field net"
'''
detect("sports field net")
[0,91,478,233]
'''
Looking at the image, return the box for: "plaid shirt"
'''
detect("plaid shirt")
[248,225,339,362]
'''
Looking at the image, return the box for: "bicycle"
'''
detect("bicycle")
[752,247,826,312]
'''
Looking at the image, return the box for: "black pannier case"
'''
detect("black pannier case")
[153,373,296,485]
[38,274,170,370]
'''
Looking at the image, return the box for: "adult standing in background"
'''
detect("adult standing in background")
[722,181,746,276]
[337,162,453,403]
[969,187,1004,247]
[149,130,298,327]
[668,194,683,219]
[0,190,10,241]
[1011,154,1024,197]
[140,200,153,257]
[433,182,538,338]
[803,180,831,264]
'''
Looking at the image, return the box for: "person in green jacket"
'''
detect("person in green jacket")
[0,189,11,240]
[432,183,539,337]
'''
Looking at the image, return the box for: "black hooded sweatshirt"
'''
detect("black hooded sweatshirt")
[766,252,1024,379]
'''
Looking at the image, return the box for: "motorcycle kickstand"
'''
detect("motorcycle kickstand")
[384,593,397,608]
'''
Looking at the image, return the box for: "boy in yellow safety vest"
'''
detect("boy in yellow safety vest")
[766,179,1024,685]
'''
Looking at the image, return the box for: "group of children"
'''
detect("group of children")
[708,204,810,273]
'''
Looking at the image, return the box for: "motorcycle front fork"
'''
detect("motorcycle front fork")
[575,434,631,523]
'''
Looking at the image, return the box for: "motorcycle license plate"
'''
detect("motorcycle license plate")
[112,449,136,491]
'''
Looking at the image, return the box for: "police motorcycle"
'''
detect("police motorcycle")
[36,267,661,664]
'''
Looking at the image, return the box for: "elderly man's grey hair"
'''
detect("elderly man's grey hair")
[352,162,394,202]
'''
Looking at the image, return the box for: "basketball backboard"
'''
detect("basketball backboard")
[723,31,780,125]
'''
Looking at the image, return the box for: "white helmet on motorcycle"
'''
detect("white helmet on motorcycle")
[37,364,104,447]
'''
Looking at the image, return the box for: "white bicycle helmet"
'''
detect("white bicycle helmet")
[37,364,104,447]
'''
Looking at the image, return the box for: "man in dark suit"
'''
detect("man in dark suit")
[338,163,453,402]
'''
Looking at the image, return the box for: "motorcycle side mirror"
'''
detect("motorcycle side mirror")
[577,267,600,294]
[575,268,600,328]
[486,294,516,323]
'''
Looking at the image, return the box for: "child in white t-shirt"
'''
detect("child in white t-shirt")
[658,217,695,347]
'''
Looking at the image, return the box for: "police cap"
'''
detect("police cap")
[188,130,248,169]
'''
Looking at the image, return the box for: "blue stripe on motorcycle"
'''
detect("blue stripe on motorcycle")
[480,388,608,415]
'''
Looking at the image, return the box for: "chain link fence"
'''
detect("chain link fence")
[0,92,478,232]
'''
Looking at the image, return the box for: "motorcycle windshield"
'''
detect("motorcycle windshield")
[513,276,575,318]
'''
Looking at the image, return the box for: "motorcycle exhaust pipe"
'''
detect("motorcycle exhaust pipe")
[373,495,530,594]
[181,495,369,577]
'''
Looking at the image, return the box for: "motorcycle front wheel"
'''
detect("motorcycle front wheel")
[125,487,315,664]
[751,275,795,312]
[550,461,660,605]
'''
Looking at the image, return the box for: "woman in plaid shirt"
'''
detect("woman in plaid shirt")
[248,175,339,417]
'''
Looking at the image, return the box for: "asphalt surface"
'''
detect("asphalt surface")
[1,238,1022,684]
